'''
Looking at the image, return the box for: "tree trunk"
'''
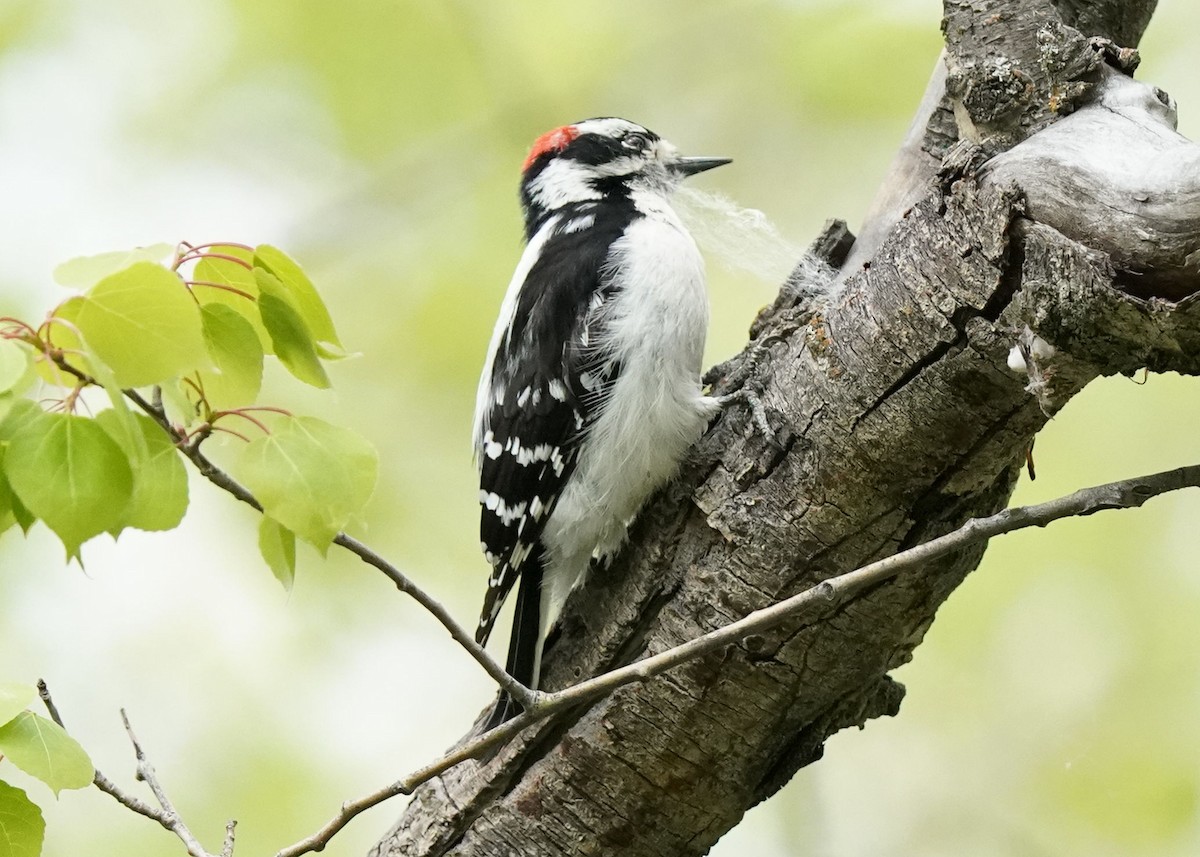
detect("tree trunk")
[374,1,1199,854]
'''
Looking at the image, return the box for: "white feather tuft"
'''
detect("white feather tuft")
[673,187,804,285]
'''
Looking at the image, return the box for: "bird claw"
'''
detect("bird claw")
[714,384,776,444]
[706,335,789,445]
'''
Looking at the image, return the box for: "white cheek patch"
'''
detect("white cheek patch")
[529,159,602,209]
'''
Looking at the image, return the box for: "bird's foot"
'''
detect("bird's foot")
[706,336,792,445]
[713,384,775,444]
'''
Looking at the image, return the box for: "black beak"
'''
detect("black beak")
[672,156,732,177]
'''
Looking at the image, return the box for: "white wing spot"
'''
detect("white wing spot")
[493,499,528,526]
[482,430,503,460]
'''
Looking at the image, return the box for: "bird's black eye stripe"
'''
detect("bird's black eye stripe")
[621,132,650,152]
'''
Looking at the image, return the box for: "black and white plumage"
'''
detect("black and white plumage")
[473,117,730,728]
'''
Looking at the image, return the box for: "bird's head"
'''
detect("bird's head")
[518,118,729,231]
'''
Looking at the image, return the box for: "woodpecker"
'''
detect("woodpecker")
[473,117,731,729]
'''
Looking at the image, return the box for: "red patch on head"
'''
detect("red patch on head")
[522,125,580,172]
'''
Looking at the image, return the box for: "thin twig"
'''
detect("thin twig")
[274,462,1200,857]
[221,820,237,857]
[333,532,537,706]
[37,681,215,845]
[120,709,215,857]
[35,680,64,728]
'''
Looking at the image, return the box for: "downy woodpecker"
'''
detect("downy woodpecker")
[473,118,731,729]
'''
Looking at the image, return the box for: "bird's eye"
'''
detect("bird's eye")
[621,132,650,152]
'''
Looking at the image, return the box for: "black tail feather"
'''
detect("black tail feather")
[483,552,543,732]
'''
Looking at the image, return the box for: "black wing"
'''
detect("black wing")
[475,207,632,645]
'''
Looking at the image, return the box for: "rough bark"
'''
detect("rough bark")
[847,0,1158,269]
[375,1,1197,854]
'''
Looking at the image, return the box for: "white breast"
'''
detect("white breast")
[540,196,717,622]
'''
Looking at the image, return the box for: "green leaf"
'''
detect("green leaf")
[193,254,272,354]
[0,468,14,538]
[197,304,264,409]
[255,270,330,389]
[0,712,93,795]
[52,243,174,289]
[253,245,343,353]
[0,780,44,857]
[0,685,33,728]
[0,403,42,532]
[235,416,377,552]
[0,342,31,396]
[158,379,200,429]
[0,401,45,532]
[90,404,146,477]
[258,517,296,590]
[4,412,134,560]
[34,297,92,386]
[74,262,207,388]
[7,490,33,535]
[0,400,41,443]
[95,411,188,532]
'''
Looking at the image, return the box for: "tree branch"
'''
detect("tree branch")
[274,462,1200,857]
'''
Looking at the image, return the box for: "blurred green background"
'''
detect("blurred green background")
[1,1,1198,855]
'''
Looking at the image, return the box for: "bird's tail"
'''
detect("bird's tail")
[483,549,544,732]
